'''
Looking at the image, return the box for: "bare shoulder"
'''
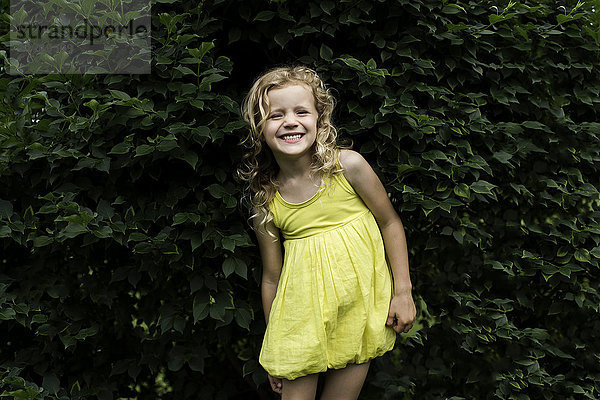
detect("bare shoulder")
[337,149,400,227]
[338,149,371,188]
[251,206,281,249]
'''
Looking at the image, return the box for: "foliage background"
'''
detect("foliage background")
[1,0,600,399]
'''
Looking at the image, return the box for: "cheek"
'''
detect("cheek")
[264,121,277,133]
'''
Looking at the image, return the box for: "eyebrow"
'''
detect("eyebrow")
[269,105,312,113]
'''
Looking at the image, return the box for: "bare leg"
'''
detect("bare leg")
[319,361,371,400]
[282,373,319,400]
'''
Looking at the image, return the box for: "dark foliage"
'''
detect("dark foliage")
[1,0,599,399]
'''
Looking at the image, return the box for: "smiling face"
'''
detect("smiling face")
[262,83,318,160]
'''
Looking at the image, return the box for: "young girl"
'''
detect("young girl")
[237,66,416,399]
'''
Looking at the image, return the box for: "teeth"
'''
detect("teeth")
[282,134,302,140]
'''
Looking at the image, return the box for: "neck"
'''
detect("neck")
[273,152,315,183]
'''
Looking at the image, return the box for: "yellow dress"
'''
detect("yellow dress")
[259,161,396,380]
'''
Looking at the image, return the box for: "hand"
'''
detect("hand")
[267,373,282,394]
[386,292,417,334]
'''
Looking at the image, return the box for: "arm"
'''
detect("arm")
[252,208,284,393]
[339,150,416,333]
[252,207,283,325]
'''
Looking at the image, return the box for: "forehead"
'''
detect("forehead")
[266,83,314,107]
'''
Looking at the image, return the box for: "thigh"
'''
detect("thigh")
[320,361,371,400]
[282,373,319,400]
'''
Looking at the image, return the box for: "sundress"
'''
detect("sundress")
[259,160,396,380]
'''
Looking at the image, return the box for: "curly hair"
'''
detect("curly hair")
[235,65,353,240]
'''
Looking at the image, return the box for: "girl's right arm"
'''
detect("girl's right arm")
[252,208,283,325]
[253,209,285,394]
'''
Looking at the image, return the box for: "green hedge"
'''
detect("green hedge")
[1,0,599,399]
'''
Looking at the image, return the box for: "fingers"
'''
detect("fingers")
[268,374,282,394]
[389,315,415,334]
[388,295,417,333]
[395,322,413,334]
[271,381,282,394]
[391,321,412,334]
[386,310,415,333]
[401,322,413,334]
[386,314,395,326]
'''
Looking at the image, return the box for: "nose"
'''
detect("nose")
[283,113,298,128]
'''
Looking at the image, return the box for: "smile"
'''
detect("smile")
[279,133,304,143]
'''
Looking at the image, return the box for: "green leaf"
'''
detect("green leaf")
[522,121,547,130]
[128,232,147,242]
[33,235,53,247]
[441,4,466,14]
[489,14,510,25]
[0,199,13,219]
[168,352,184,372]
[320,44,333,61]
[0,226,11,238]
[108,89,131,101]
[207,184,227,198]
[188,354,205,372]
[190,276,203,294]
[320,0,334,14]
[97,200,115,219]
[108,142,131,155]
[492,150,513,164]
[422,150,447,161]
[379,124,392,138]
[235,308,252,330]
[60,222,88,239]
[135,144,155,157]
[31,314,48,324]
[42,374,60,394]
[157,138,179,152]
[242,360,259,377]
[0,307,16,320]
[193,294,210,323]
[4,388,42,399]
[453,183,471,199]
[221,237,235,252]
[176,150,198,170]
[188,41,215,60]
[81,0,95,16]
[574,248,590,263]
[222,257,247,279]
[470,180,497,194]
[173,213,188,225]
[75,326,98,340]
[452,230,464,244]
[337,56,365,71]
[275,32,291,48]
[191,233,203,252]
[209,302,226,322]
[254,10,275,21]
[222,257,235,277]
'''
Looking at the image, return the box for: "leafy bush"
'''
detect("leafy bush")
[1,0,599,399]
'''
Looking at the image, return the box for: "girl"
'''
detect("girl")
[237,66,416,399]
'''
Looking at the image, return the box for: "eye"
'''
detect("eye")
[268,113,282,119]
[297,110,309,115]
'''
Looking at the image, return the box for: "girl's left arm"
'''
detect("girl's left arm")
[340,150,416,333]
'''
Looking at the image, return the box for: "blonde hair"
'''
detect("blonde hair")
[236,65,353,239]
